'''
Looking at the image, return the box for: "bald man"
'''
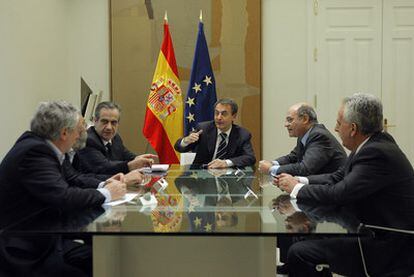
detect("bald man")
[259,103,346,176]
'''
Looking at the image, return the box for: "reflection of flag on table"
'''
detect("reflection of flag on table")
[184,22,217,136]
[150,168,184,232]
[143,21,183,164]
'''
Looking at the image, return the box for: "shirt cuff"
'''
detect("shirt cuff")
[297,176,309,185]
[270,165,280,176]
[97,188,111,203]
[97,181,106,189]
[180,138,190,147]
[290,199,302,212]
[271,160,280,165]
[225,159,233,167]
[290,183,306,199]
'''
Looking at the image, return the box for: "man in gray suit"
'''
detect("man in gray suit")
[259,103,346,176]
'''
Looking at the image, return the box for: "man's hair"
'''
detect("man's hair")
[297,104,318,123]
[342,93,383,135]
[214,98,238,115]
[30,101,80,140]
[94,101,122,120]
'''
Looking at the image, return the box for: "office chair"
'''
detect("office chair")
[357,223,414,277]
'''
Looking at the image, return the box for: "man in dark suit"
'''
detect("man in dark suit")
[259,103,346,176]
[78,101,157,174]
[259,103,346,274]
[0,101,128,276]
[276,93,414,276]
[174,98,256,168]
[66,125,145,187]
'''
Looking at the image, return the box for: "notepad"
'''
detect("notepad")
[103,193,138,207]
[140,164,170,173]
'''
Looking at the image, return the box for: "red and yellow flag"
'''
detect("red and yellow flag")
[143,21,183,164]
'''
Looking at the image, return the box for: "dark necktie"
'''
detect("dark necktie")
[62,153,72,174]
[105,142,112,159]
[297,140,305,161]
[215,133,228,159]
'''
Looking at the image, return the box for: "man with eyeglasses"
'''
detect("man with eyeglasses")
[174,98,256,169]
[78,101,157,174]
[259,103,346,176]
[258,102,346,275]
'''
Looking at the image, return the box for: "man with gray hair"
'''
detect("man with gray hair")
[259,102,346,176]
[0,101,127,226]
[276,93,414,276]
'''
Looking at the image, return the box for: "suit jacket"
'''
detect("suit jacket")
[174,121,256,167]
[0,131,105,228]
[78,127,136,174]
[275,124,346,176]
[299,132,414,230]
[62,153,110,189]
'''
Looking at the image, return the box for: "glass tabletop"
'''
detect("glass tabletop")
[2,165,359,237]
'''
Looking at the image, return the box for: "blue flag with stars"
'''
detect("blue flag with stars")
[184,22,217,136]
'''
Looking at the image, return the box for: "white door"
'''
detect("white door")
[310,0,383,133]
[382,0,414,164]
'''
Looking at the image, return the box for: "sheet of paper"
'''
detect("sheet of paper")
[103,193,138,207]
[140,164,170,173]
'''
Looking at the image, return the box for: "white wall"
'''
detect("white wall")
[0,0,311,161]
[262,0,309,160]
[0,0,109,159]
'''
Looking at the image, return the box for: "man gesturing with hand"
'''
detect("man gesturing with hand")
[174,98,256,169]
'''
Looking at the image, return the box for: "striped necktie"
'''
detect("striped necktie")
[215,133,228,159]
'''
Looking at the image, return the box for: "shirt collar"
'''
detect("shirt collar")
[46,140,65,165]
[102,139,112,146]
[67,148,76,163]
[355,136,371,154]
[300,126,313,146]
[218,126,232,138]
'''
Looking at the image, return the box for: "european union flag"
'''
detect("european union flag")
[184,22,217,136]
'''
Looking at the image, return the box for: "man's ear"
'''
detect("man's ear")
[60,128,69,141]
[350,123,358,137]
[302,114,310,124]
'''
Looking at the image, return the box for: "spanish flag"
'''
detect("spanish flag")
[143,19,183,164]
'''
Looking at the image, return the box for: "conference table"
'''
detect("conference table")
[2,165,358,277]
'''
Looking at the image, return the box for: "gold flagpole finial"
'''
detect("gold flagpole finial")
[164,11,168,23]
[199,10,203,22]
